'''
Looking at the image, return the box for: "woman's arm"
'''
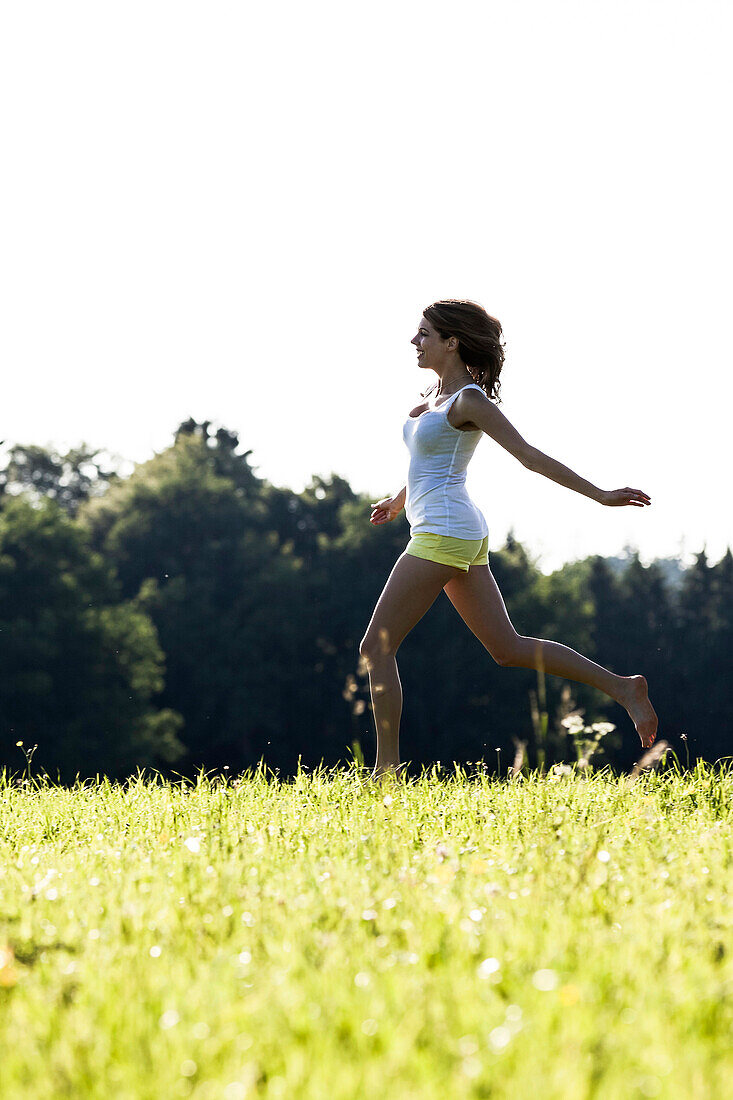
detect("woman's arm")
[525,449,604,502]
[457,390,651,508]
[370,485,406,525]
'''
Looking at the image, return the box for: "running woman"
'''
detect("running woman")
[361,299,658,781]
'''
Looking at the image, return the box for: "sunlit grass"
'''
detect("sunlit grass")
[1,762,731,1098]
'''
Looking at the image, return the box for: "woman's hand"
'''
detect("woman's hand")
[370,496,404,525]
[600,487,652,508]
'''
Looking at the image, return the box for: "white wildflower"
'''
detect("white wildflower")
[489,1026,512,1051]
[532,968,559,991]
[477,957,500,978]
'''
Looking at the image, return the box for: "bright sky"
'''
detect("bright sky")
[2,1,731,573]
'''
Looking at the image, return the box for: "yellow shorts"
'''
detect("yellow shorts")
[405,532,489,572]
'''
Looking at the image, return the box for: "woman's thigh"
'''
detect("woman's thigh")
[360,551,462,660]
[442,563,522,664]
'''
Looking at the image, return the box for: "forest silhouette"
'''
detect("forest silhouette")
[1,420,730,783]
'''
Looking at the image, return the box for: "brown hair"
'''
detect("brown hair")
[420,299,505,404]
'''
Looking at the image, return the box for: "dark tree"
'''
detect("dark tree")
[0,497,183,782]
[0,444,122,518]
[78,432,320,775]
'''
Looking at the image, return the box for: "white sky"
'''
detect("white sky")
[2,0,731,574]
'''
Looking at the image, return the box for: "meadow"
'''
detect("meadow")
[1,761,731,1099]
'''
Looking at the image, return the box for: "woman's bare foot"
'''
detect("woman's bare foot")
[618,675,658,748]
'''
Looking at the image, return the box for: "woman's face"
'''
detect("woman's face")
[411,316,446,370]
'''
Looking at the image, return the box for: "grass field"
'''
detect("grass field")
[1,762,731,1098]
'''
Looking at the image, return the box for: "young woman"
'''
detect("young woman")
[361,299,658,781]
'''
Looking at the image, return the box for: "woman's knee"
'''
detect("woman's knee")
[359,626,398,666]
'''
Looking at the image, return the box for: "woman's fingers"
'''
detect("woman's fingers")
[371,498,394,522]
[621,488,651,504]
[605,487,652,507]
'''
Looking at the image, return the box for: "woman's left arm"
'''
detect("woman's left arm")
[529,449,651,507]
[457,389,651,508]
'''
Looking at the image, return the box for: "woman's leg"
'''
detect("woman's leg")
[443,563,658,747]
[359,551,463,776]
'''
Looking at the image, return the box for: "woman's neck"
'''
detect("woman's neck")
[435,371,473,396]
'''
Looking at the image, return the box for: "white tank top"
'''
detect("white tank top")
[402,382,488,540]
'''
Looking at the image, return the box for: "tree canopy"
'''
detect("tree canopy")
[1,421,729,781]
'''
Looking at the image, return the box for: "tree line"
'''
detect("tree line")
[1,420,730,783]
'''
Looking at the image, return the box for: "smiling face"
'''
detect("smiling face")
[411,316,452,371]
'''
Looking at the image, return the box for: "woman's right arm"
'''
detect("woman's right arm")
[370,485,406,525]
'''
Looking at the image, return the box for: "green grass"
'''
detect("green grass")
[1,762,731,1099]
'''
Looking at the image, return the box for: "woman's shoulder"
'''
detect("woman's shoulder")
[455,383,490,406]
